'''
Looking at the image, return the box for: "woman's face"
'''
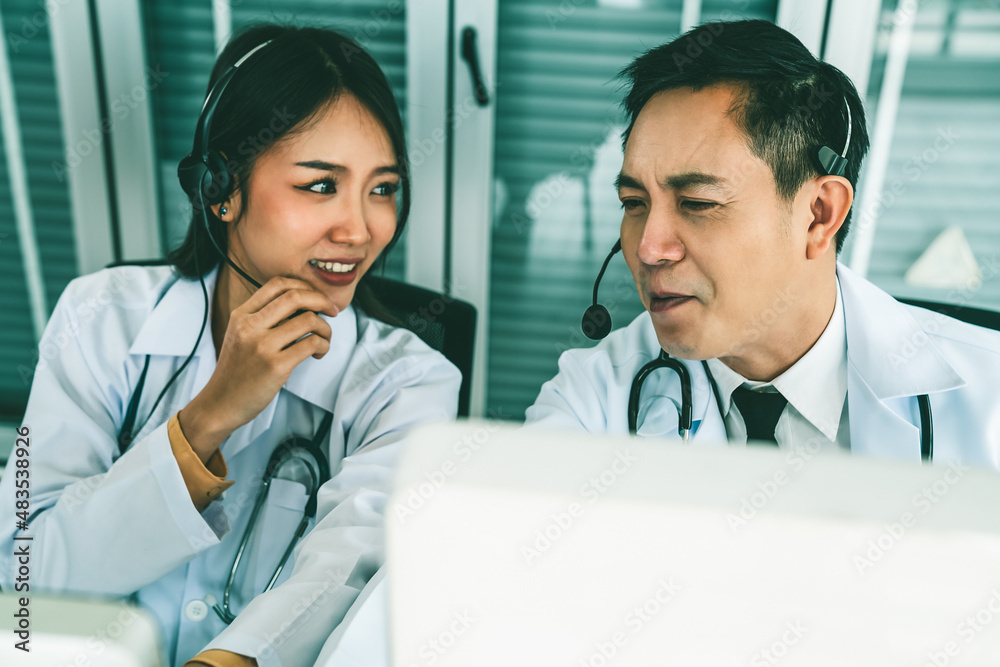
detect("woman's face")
[223,93,400,311]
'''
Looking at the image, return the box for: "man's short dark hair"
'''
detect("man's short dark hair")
[620,19,870,253]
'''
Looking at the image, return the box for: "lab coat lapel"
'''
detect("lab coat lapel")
[846,369,920,461]
[838,264,965,460]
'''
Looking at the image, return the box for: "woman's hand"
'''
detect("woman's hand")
[178,277,336,462]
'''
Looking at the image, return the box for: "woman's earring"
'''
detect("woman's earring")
[220,205,228,216]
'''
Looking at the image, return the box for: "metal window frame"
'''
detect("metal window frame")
[93,0,162,263]
[777,0,831,56]
[49,0,160,274]
[406,0,450,293]
[449,0,498,418]
[48,0,116,274]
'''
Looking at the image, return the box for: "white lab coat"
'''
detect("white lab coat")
[293,265,1000,667]
[527,263,1000,468]
[0,265,461,667]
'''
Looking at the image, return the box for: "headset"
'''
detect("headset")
[580,97,933,459]
[177,39,274,291]
[118,39,276,452]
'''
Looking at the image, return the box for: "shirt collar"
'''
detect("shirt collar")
[283,306,358,410]
[706,280,848,441]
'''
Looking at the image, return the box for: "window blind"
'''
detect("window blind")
[143,0,408,279]
[487,0,780,419]
[0,0,75,420]
[857,0,1000,309]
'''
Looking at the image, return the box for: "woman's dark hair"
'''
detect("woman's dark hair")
[620,19,870,253]
[167,24,408,321]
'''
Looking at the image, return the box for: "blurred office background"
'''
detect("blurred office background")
[1,0,998,443]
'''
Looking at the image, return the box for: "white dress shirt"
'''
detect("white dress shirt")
[706,280,850,452]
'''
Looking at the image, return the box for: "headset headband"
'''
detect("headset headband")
[191,39,273,164]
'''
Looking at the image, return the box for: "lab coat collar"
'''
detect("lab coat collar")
[129,268,219,360]
[837,262,965,399]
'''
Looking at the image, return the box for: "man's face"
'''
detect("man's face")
[618,85,813,366]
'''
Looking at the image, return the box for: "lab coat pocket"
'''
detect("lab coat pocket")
[244,478,310,595]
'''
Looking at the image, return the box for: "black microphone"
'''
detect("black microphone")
[581,239,622,340]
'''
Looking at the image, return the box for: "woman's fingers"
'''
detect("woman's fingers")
[240,277,339,320]
[256,290,338,330]
[271,310,333,354]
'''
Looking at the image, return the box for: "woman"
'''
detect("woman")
[0,25,460,667]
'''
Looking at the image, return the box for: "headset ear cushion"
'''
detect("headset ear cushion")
[177,154,208,200]
[202,150,232,205]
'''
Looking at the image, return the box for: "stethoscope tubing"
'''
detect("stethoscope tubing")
[628,351,933,461]
[213,414,332,624]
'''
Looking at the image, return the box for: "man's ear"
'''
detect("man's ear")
[805,175,853,260]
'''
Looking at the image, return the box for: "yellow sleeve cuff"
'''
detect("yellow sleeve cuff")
[183,649,257,667]
[168,413,235,511]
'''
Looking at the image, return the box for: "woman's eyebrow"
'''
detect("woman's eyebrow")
[295,160,346,171]
[294,160,400,176]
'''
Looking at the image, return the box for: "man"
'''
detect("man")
[526,20,1000,466]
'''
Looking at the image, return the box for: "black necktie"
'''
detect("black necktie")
[731,386,788,444]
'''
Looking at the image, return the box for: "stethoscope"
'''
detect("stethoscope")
[214,412,332,624]
[117,367,333,624]
[583,241,934,461]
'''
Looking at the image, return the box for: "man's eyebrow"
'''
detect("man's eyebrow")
[615,171,729,192]
[664,172,728,191]
[295,160,400,176]
[615,172,645,192]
